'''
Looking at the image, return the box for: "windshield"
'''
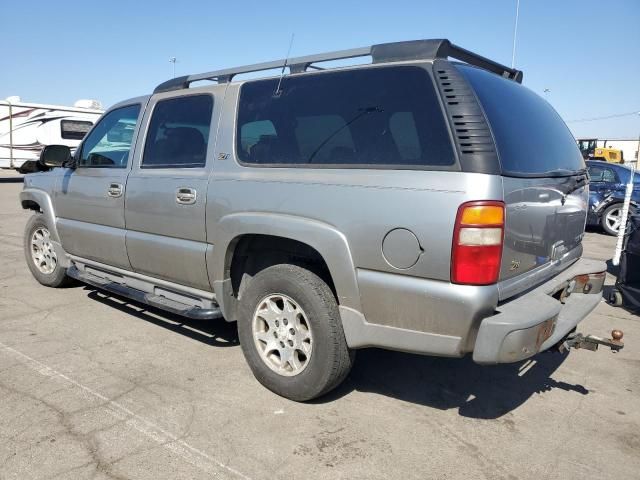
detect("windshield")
[456,65,585,177]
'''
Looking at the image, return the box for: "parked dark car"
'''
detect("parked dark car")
[587,160,640,235]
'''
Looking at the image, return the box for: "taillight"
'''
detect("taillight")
[451,201,505,285]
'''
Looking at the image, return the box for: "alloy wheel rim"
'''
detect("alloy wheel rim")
[605,208,622,233]
[252,293,313,377]
[31,227,57,274]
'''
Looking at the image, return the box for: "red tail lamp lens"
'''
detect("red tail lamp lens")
[451,201,505,285]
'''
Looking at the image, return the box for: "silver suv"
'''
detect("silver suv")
[21,39,607,401]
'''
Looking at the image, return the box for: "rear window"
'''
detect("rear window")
[236,66,455,168]
[457,65,584,176]
[61,120,93,140]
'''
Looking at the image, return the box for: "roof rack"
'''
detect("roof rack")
[153,39,523,94]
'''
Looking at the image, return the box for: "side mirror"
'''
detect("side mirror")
[39,145,72,168]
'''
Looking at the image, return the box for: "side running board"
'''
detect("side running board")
[67,267,223,320]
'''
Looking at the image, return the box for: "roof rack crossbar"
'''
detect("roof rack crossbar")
[153,39,522,93]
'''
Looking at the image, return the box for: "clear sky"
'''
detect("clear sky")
[3,0,639,139]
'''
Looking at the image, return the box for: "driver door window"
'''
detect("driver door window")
[78,104,141,168]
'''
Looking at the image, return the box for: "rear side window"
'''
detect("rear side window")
[457,65,584,176]
[588,165,617,183]
[236,66,455,168]
[142,95,213,169]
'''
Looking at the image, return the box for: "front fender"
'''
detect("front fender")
[20,188,70,268]
[20,188,60,242]
[209,212,361,313]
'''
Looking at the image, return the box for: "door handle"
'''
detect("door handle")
[176,187,197,205]
[107,183,123,198]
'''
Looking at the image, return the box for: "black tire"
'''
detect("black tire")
[609,290,623,307]
[601,204,635,236]
[23,214,72,288]
[237,264,354,401]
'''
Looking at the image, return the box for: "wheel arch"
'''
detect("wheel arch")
[20,189,60,242]
[208,212,361,320]
[596,197,639,214]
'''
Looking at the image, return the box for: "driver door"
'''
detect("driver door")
[54,100,145,269]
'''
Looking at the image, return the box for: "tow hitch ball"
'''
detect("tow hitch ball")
[559,330,624,353]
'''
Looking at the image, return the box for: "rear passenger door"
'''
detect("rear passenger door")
[125,91,219,291]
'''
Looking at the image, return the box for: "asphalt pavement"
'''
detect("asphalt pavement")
[1,170,638,480]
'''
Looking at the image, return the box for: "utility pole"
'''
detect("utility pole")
[169,57,177,78]
[511,0,521,68]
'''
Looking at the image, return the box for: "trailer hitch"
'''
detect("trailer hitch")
[559,330,624,353]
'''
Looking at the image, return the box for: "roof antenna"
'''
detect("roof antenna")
[274,33,295,97]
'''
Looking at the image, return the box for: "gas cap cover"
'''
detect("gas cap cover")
[382,228,422,269]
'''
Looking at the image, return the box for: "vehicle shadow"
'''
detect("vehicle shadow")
[585,225,604,234]
[0,177,24,183]
[86,289,240,347]
[82,287,587,418]
[317,348,587,419]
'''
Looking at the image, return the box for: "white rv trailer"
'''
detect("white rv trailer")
[0,96,103,169]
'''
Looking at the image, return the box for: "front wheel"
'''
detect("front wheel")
[601,204,635,236]
[23,214,72,287]
[237,264,354,401]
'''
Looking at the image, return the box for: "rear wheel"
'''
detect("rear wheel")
[23,214,71,287]
[609,290,623,307]
[237,264,354,401]
[601,204,635,236]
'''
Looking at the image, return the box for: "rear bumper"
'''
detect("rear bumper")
[472,257,606,364]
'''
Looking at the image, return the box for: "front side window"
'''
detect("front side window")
[142,95,213,169]
[236,66,455,168]
[78,105,140,168]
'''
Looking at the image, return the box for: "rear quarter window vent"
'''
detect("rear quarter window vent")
[433,60,500,174]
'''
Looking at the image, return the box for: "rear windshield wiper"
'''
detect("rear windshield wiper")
[539,168,587,178]
[502,168,588,179]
